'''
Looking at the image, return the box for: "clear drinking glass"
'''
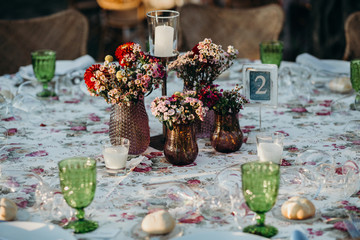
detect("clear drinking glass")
[256,132,284,164]
[241,161,280,238]
[31,50,57,97]
[350,59,360,110]
[102,137,130,173]
[58,157,98,233]
[259,40,284,68]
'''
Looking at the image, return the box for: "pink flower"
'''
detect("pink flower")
[1,117,16,121]
[133,166,152,172]
[187,179,201,185]
[71,126,87,131]
[281,159,292,166]
[316,110,331,116]
[179,214,204,224]
[89,113,101,122]
[26,150,48,157]
[291,107,307,113]
[31,168,44,175]
[333,221,347,231]
[7,128,17,136]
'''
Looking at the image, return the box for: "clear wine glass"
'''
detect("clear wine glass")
[31,50,57,98]
[241,161,280,238]
[58,157,98,233]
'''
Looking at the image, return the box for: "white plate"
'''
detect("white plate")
[0,221,76,240]
[175,230,269,240]
[272,206,321,224]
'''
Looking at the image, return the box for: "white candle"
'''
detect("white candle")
[154,25,174,57]
[258,142,283,164]
[103,145,128,170]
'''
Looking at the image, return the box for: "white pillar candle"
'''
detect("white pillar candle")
[103,145,129,170]
[154,25,174,57]
[258,142,283,164]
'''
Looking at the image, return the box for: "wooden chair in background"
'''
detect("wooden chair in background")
[0,9,89,75]
[178,3,284,60]
[343,11,360,61]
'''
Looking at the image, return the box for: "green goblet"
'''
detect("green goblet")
[58,157,98,233]
[260,41,284,68]
[241,161,280,238]
[31,50,57,97]
[350,59,360,110]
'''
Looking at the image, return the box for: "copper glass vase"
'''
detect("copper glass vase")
[211,112,243,153]
[109,99,150,155]
[164,123,198,166]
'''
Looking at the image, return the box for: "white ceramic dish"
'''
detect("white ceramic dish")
[175,230,269,240]
[0,221,76,240]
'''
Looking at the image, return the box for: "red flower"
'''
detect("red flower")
[115,42,136,67]
[84,64,100,91]
[192,44,200,55]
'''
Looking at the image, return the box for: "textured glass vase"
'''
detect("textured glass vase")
[164,123,198,166]
[211,112,243,153]
[109,99,150,155]
[196,109,215,138]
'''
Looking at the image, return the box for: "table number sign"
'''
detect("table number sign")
[242,64,278,108]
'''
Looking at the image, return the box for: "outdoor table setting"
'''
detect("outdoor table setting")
[1,10,360,240]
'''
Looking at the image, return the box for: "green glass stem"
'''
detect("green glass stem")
[76,208,85,220]
[350,93,360,110]
[255,212,266,226]
[355,93,360,106]
[42,82,48,90]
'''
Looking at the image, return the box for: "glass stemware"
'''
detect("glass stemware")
[241,161,280,238]
[259,40,284,68]
[58,157,98,233]
[31,50,57,98]
[350,59,360,110]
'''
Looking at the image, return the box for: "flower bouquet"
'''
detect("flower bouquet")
[83,42,166,155]
[151,91,208,165]
[84,42,165,106]
[168,38,238,90]
[151,91,208,130]
[211,85,249,153]
[213,85,249,115]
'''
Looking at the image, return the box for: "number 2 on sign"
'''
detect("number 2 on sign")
[255,75,267,95]
[249,71,270,101]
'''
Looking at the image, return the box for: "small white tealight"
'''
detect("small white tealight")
[103,145,129,170]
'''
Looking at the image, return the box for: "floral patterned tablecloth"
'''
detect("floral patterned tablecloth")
[0,60,359,240]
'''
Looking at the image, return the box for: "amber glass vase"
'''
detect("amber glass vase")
[164,123,198,166]
[109,99,150,155]
[211,112,243,153]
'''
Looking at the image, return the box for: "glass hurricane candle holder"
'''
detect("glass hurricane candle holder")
[147,10,179,58]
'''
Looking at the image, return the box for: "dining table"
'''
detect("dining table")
[0,56,359,240]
